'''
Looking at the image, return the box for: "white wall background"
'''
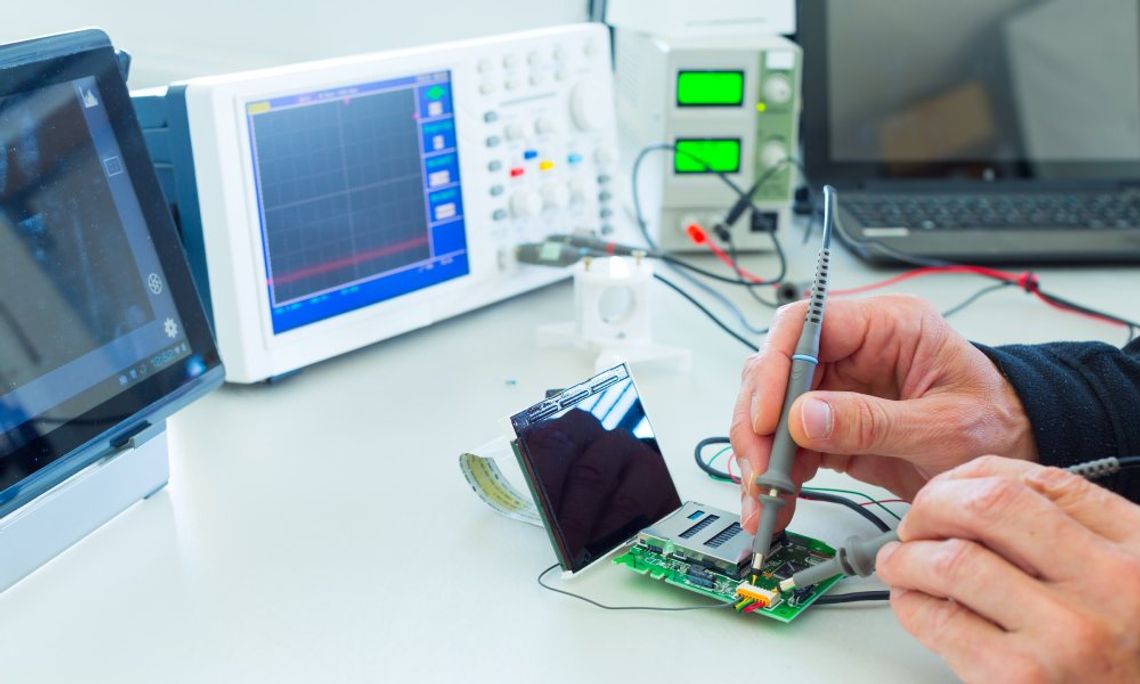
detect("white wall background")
[2,1,588,87]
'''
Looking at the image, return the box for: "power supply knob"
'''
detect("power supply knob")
[569,177,592,204]
[510,190,543,218]
[759,140,788,170]
[762,75,793,106]
[570,79,607,131]
[541,182,570,209]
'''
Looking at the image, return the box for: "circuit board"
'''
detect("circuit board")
[613,531,843,623]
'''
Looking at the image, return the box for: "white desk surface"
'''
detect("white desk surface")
[1,232,1137,683]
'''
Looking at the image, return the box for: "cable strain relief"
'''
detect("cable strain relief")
[1066,457,1120,480]
[754,473,795,496]
[804,248,831,326]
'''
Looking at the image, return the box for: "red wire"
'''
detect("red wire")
[1029,290,1127,327]
[687,223,777,286]
[830,265,1024,297]
[725,454,741,484]
[831,265,1129,329]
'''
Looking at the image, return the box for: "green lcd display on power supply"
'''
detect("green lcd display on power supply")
[674,138,741,174]
[676,70,744,106]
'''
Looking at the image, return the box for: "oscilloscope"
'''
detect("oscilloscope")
[134,24,621,383]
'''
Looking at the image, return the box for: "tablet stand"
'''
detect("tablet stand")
[0,421,169,592]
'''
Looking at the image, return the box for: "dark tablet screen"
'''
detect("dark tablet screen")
[0,31,222,514]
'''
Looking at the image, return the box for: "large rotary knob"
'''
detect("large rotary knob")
[510,190,543,218]
[763,75,792,105]
[540,182,570,209]
[570,78,608,131]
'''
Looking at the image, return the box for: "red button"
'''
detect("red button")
[510,167,525,177]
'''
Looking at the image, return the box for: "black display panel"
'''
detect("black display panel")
[0,31,222,515]
[511,365,681,573]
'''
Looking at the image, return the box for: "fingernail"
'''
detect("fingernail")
[739,459,754,491]
[749,392,761,428]
[800,398,833,440]
[741,498,758,529]
[878,541,900,565]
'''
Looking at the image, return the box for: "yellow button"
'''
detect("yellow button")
[539,160,555,171]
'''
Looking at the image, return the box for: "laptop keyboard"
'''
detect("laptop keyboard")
[844,192,1140,231]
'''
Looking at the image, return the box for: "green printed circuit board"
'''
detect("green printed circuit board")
[613,531,843,623]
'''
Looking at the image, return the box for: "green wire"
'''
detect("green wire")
[708,445,732,467]
[701,446,905,521]
[800,485,903,521]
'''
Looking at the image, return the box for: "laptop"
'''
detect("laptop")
[798,0,1140,264]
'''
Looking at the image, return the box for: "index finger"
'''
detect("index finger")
[744,302,804,436]
[899,473,1104,581]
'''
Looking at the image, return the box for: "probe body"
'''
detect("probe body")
[749,186,836,581]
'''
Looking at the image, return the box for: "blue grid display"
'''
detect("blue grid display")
[245,71,469,334]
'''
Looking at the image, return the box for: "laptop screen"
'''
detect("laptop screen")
[800,0,1140,182]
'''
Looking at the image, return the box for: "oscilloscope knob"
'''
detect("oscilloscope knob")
[762,75,792,106]
[569,177,592,204]
[760,140,789,170]
[570,78,606,132]
[540,182,570,209]
[510,190,544,218]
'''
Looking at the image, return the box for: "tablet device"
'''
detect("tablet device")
[0,29,223,517]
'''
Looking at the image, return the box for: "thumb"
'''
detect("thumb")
[787,391,946,458]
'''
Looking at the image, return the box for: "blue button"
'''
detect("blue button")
[523,149,538,160]
[567,152,583,164]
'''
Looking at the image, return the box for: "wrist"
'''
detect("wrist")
[990,368,1038,463]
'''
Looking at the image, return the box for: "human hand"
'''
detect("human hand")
[876,456,1140,683]
[731,294,1035,534]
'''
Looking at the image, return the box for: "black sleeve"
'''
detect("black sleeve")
[975,338,1140,503]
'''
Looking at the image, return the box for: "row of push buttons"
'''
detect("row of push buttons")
[476,40,601,96]
[475,40,601,73]
[488,171,615,226]
[492,152,585,179]
[479,72,568,94]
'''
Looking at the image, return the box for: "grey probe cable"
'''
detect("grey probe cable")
[747,185,837,582]
[778,455,1140,593]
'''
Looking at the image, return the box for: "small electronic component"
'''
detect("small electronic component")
[735,583,779,607]
[636,502,751,578]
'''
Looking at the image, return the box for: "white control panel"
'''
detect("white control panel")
[169,24,621,382]
[473,28,620,263]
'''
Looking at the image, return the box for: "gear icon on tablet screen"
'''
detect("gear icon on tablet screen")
[164,317,179,338]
